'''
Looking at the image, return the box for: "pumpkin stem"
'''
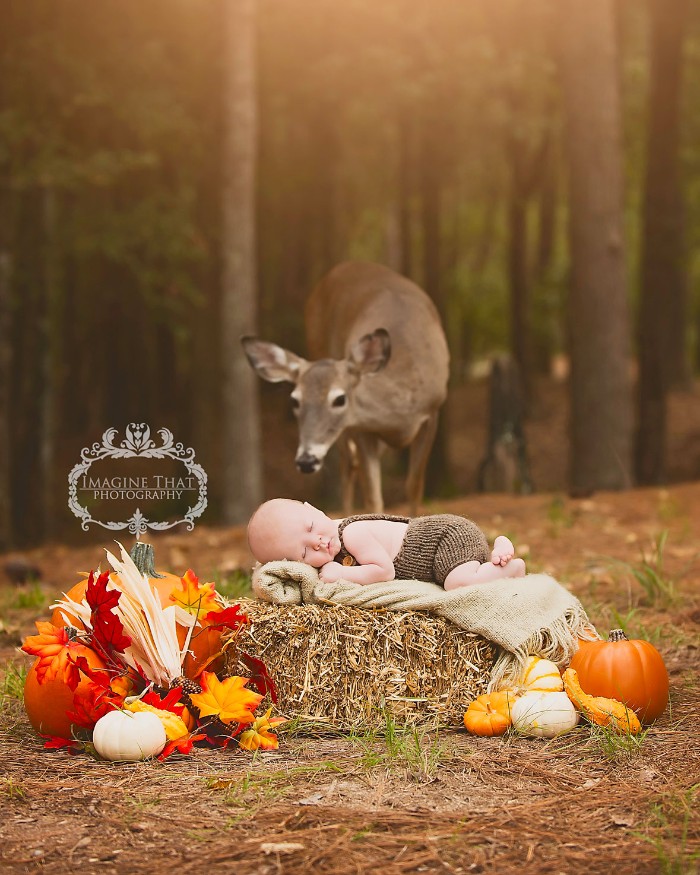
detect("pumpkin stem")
[129,542,165,579]
[608,629,629,643]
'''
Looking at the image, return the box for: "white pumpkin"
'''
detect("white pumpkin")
[511,691,579,738]
[511,656,564,695]
[93,709,167,761]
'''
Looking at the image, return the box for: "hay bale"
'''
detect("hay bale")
[224,598,495,731]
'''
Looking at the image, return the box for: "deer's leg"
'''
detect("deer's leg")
[406,411,439,516]
[355,433,384,513]
[338,436,359,514]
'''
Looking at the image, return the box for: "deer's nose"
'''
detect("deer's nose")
[296,452,321,474]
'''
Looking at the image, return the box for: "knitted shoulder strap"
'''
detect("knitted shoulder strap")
[336,513,410,566]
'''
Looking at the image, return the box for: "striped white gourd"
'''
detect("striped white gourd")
[511,656,564,695]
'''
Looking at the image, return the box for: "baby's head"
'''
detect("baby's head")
[247,498,340,568]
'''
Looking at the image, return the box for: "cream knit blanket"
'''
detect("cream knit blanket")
[251,562,599,689]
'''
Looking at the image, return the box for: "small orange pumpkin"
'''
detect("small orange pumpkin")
[463,691,515,737]
[23,644,107,739]
[570,629,669,723]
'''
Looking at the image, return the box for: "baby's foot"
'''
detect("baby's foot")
[491,535,515,567]
[501,557,526,578]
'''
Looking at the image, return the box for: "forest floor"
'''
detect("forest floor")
[1,378,700,874]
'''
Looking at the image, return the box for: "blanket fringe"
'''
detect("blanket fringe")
[488,603,600,691]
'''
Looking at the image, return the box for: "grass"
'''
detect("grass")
[123,793,163,817]
[206,760,344,806]
[0,582,50,616]
[636,785,700,875]
[0,777,27,800]
[350,713,448,782]
[609,530,678,608]
[546,494,576,535]
[0,662,27,710]
[214,570,253,601]
[586,720,651,761]
[606,607,665,644]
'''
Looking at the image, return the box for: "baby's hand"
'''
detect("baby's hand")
[319,561,346,583]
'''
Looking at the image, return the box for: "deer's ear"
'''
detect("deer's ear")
[241,337,307,384]
[348,328,391,375]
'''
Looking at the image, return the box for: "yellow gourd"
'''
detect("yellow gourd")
[563,668,642,735]
[125,700,189,741]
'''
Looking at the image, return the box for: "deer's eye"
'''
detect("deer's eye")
[332,394,347,408]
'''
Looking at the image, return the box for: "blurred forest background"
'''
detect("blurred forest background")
[1,0,699,549]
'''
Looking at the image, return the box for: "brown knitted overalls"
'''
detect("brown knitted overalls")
[335,513,490,586]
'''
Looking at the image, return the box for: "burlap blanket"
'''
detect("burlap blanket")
[251,562,599,689]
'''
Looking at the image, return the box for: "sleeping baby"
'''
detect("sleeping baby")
[247,499,526,590]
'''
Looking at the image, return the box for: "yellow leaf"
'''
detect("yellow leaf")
[238,707,286,751]
[167,570,221,619]
[189,672,263,725]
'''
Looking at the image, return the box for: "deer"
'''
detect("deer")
[241,261,450,514]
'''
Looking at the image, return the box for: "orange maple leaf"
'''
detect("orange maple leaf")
[167,570,222,619]
[21,622,81,687]
[189,672,263,726]
[238,707,286,751]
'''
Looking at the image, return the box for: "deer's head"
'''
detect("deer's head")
[242,329,391,473]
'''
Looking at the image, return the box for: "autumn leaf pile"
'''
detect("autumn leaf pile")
[21,544,283,759]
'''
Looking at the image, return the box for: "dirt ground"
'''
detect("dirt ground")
[1,378,700,874]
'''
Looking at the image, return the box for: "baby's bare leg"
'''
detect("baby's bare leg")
[444,555,526,590]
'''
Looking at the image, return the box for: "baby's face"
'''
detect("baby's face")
[256,501,340,568]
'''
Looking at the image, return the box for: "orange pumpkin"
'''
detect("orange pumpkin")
[50,544,224,679]
[24,645,107,739]
[570,629,669,723]
[463,691,516,737]
[182,624,224,678]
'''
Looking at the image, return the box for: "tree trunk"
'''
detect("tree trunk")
[398,109,413,279]
[221,0,263,524]
[635,0,689,485]
[559,0,634,494]
[536,134,557,281]
[420,117,442,309]
[40,186,61,539]
[0,250,11,549]
[507,147,532,406]
[419,108,451,497]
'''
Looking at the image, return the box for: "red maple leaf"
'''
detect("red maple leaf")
[85,570,131,656]
[200,722,244,749]
[71,654,113,690]
[158,733,206,761]
[241,653,278,703]
[142,686,188,719]
[66,680,122,729]
[42,736,83,754]
[201,604,249,633]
